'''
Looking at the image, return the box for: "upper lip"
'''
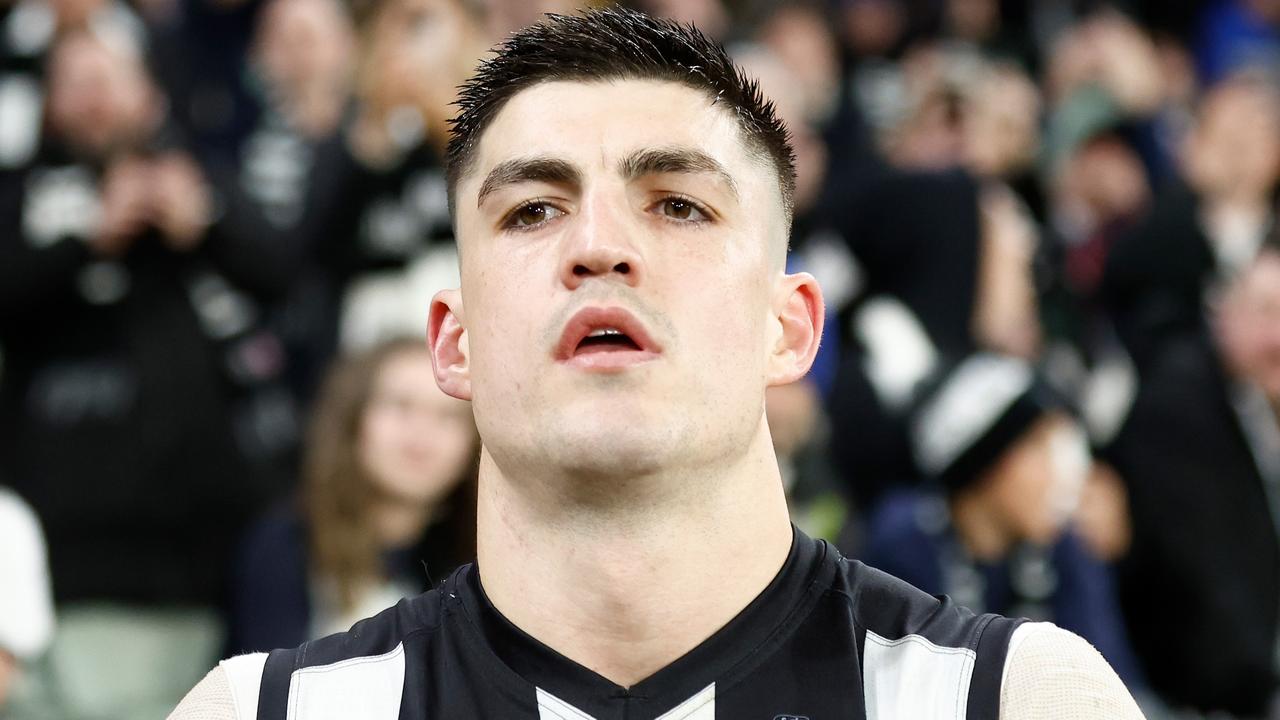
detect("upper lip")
[554,306,662,361]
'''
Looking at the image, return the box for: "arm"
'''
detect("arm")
[168,653,267,720]
[154,154,308,300]
[1000,623,1145,719]
[168,666,238,720]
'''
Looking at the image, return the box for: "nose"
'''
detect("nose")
[559,194,643,290]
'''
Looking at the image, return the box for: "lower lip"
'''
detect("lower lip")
[561,348,660,372]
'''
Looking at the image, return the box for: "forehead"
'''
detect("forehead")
[457,78,778,204]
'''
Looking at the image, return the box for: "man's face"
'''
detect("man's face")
[47,35,155,158]
[444,79,798,482]
[1218,252,1280,400]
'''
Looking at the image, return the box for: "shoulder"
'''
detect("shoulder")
[170,580,458,720]
[839,557,1019,651]
[1000,623,1144,719]
[167,654,265,720]
[835,557,1024,719]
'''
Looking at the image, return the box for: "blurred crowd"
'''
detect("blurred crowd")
[1,0,1279,718]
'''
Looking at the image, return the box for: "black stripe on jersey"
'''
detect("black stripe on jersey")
[258,647,297,719]
[965,613,1022,720]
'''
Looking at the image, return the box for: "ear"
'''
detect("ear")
[767,271,825,386]
[427,288,472,401]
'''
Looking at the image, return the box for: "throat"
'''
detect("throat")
[476,478,795,687]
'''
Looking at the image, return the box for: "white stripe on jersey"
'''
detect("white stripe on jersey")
[863,630,977,719]
[279,642,405,719]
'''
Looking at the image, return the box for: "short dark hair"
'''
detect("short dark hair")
[445,7,796,217]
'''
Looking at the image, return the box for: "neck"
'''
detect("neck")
[370,496,432,549]
[949,489,1013,562]
[476,420,794,688]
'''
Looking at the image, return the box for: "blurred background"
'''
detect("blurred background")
[1,0,1279,717]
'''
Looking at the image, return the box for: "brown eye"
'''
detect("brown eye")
[665,199,692,219]
[658,197,708,222]
[508,202,561,229]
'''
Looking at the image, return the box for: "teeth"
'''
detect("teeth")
[587,328,624,338]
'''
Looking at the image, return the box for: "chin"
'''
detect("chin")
[552,425,674,480]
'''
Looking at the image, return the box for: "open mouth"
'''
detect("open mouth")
[575,328,643,354]
[555,307,661,370]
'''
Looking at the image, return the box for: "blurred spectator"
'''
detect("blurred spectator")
[225,0,485,398]
[1103,72,1280,370]
[251,0,352,142]
[0,28,294,718]
[1196,0,1280,85]
[230,338,477,653]
[230,0,358,398]
[323,0,487,351]
[1107,248,1280,716]
[147,0,268,165]
[630,0,728,40]
[0,486,55,711]
[824,171,983,508]
[0,0,148,170]
[863,352,1143,686]
[483,0,580,41]
[755,3,841,126]
[766,379,855,552]
[941,0,1035,68]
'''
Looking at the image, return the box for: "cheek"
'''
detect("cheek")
[993,458,1057,536]
[681,266,771,358]
[358,412,400,469]
[356,425,381,478]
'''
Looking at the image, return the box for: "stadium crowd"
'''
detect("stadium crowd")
[0,0,1278,717]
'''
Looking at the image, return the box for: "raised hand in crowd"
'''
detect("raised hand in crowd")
[91,155,153,257]
[1073,462,1132,563]
[89,152,214,256]
[149,152,214,251]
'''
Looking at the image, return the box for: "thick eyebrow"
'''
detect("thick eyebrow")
[618,146,739,200]
[476,157,582,208]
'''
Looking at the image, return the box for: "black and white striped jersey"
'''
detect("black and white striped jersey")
[221,529,1025,719]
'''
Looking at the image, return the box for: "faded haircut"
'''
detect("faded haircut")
[445,7,796,218]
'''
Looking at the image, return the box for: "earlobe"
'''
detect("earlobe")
[427,289,473,401]
[767,272,825,386]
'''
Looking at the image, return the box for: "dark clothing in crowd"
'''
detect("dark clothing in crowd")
[0,143,294,605]
[826,170,983,507]
[863,489,1144,688]
[228,502,466,655]
[832,170,983,355]
[1107,329,1280,716]
[231,111,453,400]
[149,0,267,165]
[1102,181,1219,371]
